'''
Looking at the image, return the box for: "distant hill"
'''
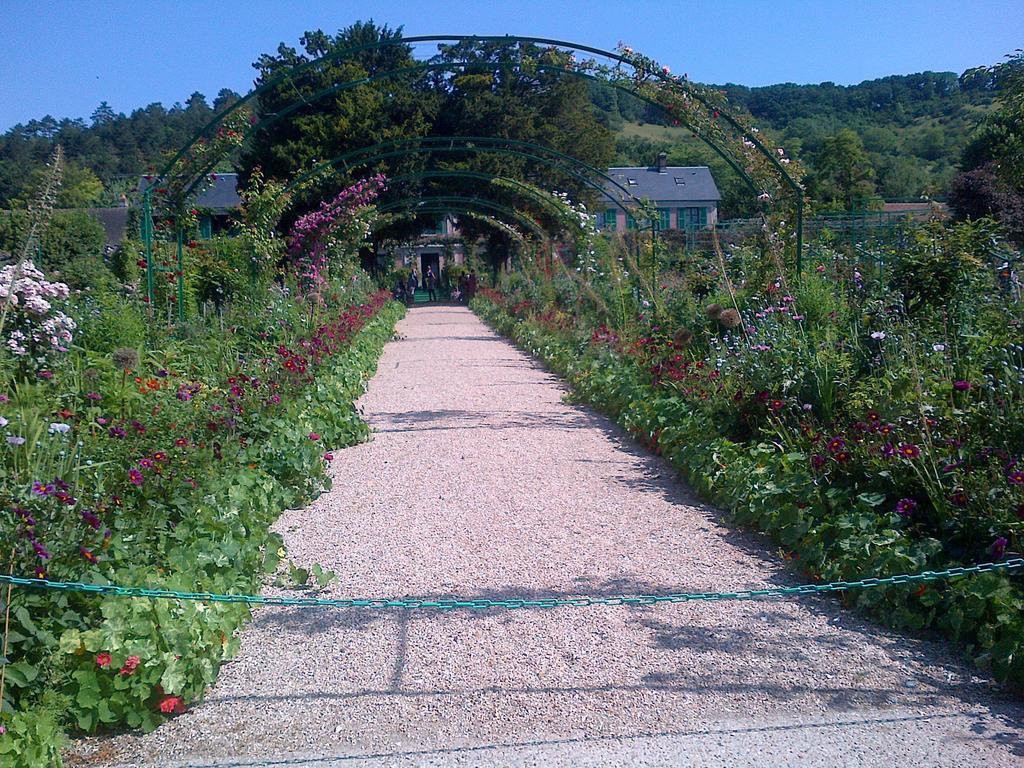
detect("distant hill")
[0,69,998,216]
[596,71,996,215]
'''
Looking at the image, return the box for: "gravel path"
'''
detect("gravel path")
[81,306,1023,767]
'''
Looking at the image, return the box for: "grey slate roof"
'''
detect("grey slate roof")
[137,173,242,212]
[83,207,130,246]
[602,166,720,205]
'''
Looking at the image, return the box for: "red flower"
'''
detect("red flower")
[308,432,320,441]
[769,399,784,412]
[949,489,969,507]
[120,655,141,676]
[96,652,112,668]
[158,695,185,714]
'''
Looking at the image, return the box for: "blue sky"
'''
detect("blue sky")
[0,0,1020,131]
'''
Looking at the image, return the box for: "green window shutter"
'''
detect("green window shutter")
[603,209,617,230]
[699,207,707,227]
[199,216,212,239]
[626,213,637,230]
[657,208,670,231]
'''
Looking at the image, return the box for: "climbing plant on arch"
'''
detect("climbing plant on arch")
[142,34,806,314]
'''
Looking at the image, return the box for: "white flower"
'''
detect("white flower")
[49,422,71,434]
[0,417,7,427]
[933,344,946,352]
[870,331,886,340]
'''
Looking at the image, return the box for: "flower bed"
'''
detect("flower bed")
[0,287,404,765]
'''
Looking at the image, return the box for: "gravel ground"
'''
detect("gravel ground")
[72,306,1024,768]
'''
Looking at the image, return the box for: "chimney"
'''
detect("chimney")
[655,152,667,172]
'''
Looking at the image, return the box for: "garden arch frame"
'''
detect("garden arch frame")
[142,35,805,313]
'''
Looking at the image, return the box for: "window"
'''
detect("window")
[679,207,707,229]
[423,216,446,235]
[626,178,638,186]
[626,212,638,230]
[603,208,617,231]
[657,208,670,231]
[674,177,687,185]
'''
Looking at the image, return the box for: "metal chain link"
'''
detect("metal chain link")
[1,558,1021,612]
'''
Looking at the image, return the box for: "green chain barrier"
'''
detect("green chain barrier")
[1,558,1021,611]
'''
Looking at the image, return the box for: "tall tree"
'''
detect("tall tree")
[239,20,440,223]
[809,129,879,211]
[950,51,1024,243]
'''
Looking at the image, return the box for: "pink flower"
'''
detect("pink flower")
[96,652,112,668]
[323,452,334,461]
[120,655,140,676]
[308,432,320,441]
[129,469,144,486]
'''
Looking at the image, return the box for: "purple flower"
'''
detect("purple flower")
[85,392,102,401]
[991,537,1008,560]
[32,540,51,560]
[1007,469,1024,486]
[81,509,101,529]
[899,443,921,459]
[108,426,126,439]
[895,498,917,518]
[32,481,54,496]
[953,380,971,392]
[827,436,846,454]
[6,436,25,446]
[128,469,144,486]
[810,454,827,470]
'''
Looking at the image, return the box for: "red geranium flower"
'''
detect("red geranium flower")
[158,695,185,714]
[120,655,141,676]
[96,652,112,668]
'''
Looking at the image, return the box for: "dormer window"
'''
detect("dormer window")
[674,177,686,185]
[627,178,638,186]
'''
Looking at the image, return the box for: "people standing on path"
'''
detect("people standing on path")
[458,273,469,304]
[425,267,437,302]
[407,270,418,306]
[392,275,406,303]
[466,271,478,302]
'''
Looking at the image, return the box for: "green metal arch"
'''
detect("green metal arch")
[384,169,585,229]
[173,60,759,206]
[279,136,644,214]
[157,35,797,198]
[375,195,550,241]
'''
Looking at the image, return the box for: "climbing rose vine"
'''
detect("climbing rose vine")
[288,175,386,295]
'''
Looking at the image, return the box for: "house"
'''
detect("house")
[387,215,468,279]
[597,154,720,232]
[137,173,241,237]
